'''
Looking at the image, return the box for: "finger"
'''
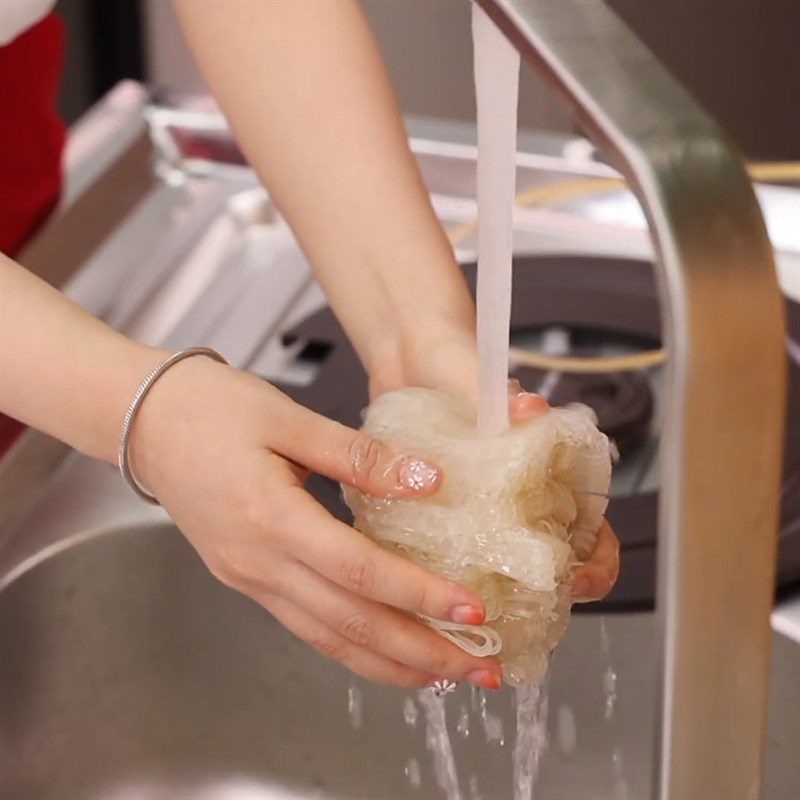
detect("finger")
[272,491,487,626]
[276,560,501,686]
[268,401,441,499]
[507,378,549,423]
[262,594,433,688]
[571,520,620,602]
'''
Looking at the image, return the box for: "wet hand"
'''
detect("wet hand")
[570,519,620,602]
[130,354,501,690]
[383,327,621,604]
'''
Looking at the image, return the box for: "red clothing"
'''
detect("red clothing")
[0,12,66,453]
[0,12,66,255]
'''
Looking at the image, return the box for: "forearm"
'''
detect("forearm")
[174,0,475,386]
[0,253,164,462]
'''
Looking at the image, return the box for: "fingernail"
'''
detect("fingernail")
[398,457,440,492]
[508,378,523,394]
[467,670,501,690]
[450,604,485,625]
[571,576,591,599]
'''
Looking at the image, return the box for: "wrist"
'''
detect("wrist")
[90,341,170,466]
[368,317,478,402]
[125,351,235,495]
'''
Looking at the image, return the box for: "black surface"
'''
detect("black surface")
[87,0,145,97]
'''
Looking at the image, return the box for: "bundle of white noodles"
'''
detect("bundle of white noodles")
[342,388,612,686]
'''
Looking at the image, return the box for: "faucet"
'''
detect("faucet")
[473,1,786,797]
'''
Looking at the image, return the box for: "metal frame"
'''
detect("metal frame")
[474,1,785,797]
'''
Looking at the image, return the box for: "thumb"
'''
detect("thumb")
[269,401,442,499]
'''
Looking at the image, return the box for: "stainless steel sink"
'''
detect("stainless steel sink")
[1,522,797,799]
[2,523,419,800]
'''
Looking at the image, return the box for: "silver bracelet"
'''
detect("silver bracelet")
[118,347,228,504]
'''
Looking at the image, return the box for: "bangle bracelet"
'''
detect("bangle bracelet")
[118,347,228,504]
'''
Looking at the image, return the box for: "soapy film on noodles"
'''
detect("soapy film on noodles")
[342,387,612,686]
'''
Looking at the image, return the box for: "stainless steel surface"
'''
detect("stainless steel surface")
[1,522,797,799]
[475,2,785,798]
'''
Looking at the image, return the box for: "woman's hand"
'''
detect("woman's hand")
[131,353,502,690]
[385,324,621,603]
[570,519,620,602]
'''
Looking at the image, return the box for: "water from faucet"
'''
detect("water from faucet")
[472,2,519,436]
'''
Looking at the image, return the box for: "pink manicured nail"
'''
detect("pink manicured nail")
[467,670,501,690]
[515,391,549,407]
[398,457,440,492]
[450,604,485,625]
[509,392,549,418]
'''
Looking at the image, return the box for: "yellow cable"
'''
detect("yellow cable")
[748,162,800,182]
[508,346,667,374]
[454,161,798,374]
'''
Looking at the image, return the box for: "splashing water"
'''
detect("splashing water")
[600,617,618,720]
[457,703,471,739]
[603,666,618,722]
[470,684,482,712]
[418,690,463,800]
[477,689,505,747]
[600,617,630,800]
[512,685,549,800]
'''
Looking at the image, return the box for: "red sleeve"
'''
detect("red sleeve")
[0,11,66,256]
[0,12,66,454]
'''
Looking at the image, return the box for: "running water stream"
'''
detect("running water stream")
[414,7,552,800]
[472,3,519,436]
[418,691,463,800]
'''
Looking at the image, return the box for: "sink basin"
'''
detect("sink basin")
[0,524,636,799]
[2,524,434,799]
[1,523,797,799]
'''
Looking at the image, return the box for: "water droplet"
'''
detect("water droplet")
[403,696,419,728]
[457,703,470,739]
[611,745,629,800]
[477,689,504,747]
[603,665,618,720]
[513,684,548,800]
[404,757,422,789]
[347,682,363,730]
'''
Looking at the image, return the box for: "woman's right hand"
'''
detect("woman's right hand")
[130,352,502,690]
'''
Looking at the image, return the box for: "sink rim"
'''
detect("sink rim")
[0,519,175,594]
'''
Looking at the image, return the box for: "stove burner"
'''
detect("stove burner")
[273,255,800,610]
